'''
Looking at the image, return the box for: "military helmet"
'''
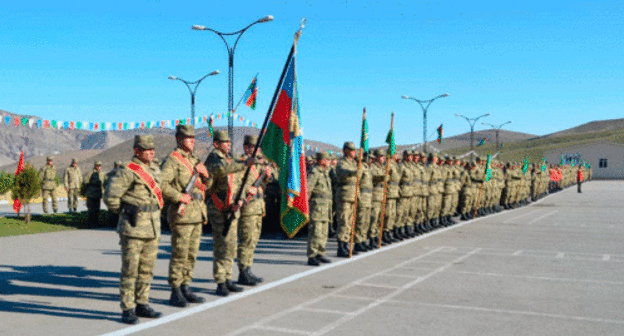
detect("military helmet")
[374,148,385,157]
[343,141,356,151]
[46,156,53,162]
[316,152,329,161]
[175,124,195,138]
[94,161,102,166]
[134,135,155,150]
[243,135,258,146]
[213,130,230,142]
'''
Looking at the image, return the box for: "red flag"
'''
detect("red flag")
[13,151,24,213]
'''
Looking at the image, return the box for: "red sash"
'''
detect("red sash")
[170,150,206,194]
[126,162,164,208]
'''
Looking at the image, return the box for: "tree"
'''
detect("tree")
[0,170,13,195]
[12,163,41,223]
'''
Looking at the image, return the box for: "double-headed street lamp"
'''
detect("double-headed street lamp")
[482,121,512,151]
[401,93,449,153]
[455,113,490,155]
[192,15,273,150]
[168,71,220,125]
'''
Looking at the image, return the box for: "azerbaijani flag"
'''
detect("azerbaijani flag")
[477,137,488,146]
[260,49,308,238]
[243,74,258,110]
[436,124,443,144]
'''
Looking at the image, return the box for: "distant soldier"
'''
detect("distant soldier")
[205,130,252,296]
[104,135,163,325]
[306,152,333,266]
[368,149,386,247]
[237,135,271,284]
[105,161,123,227]
[577,166,584,193]
[353,151,373,252]
[161,125,211,307]
[39,156,59,214]
[64,158,83,213]
[335,142,359,257]
[84,161,105,226]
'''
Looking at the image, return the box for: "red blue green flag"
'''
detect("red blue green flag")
[260,49,308,238]
[243,74,258,110]
[436,124,443,144]
[477,137,488,146]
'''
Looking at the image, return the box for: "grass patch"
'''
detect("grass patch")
[0,211,112,237]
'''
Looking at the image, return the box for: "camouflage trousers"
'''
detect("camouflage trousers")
[168,223,202,287]
[238,215,262,269]
[441,193,454,217]
[451,192,460,215]
[354,204,371,244]
[382,198,397,232]
[396,197,411,229]
[210,212,239,284]
[41,189,58,213]
[307,219,329,258]
[368,201,382,239]
[67,188,80,211]
[120,235,159,310]
[336,201,355,243]
[426,193,441,220]
[86,197,100,226]
[460,190,474,214]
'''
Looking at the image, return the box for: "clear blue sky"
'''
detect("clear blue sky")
[1,1,623,147]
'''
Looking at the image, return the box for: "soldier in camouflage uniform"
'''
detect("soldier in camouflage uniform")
[353,151,373,252]
[161,125,211,307]
[104,135,163,324]
[368,149,386,248]
[306,152,333,266]
[64,158,83,213]
[105,161,123,227]
[335,142,360,257]
[425,154,443,228]
[84,161,105,226]
[395,150,413,239]
[40,156,59,214]
[459,161,475,220]
[205,130,253,296]
[237,135,271,285]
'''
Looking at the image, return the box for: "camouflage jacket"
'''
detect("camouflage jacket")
[358,162,373,207]
[39,165,58,190]
[398,161,413,198]
[205,149,246,215]
[414,163,429,197]
[104,157,162,239]
[336,157,358,202]
[161,148,210,224]
[370,162,387,202]
[64,166,83,189]
[84,169,106,199]
[307,165,333,221]
[238,154,270,217]
[387,161,400,199]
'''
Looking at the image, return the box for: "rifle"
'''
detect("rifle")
[240,164,271,207]
[177,150,212,215]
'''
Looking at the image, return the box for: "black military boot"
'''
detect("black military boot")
[180,284,206,303]
[225,280,243,293]
[215,282,229,297]
[247,268,264,283]
[317,255,332,263]
[448,216,457,225]
[308,256,321,266]
[136,304,162,318]
[238,268,259,286]
[369,237,379,249]
[169,286,189,307]
[382,232,392,245]
[361,239,372,250]
[354,242,367,253]
[337,241,350,257]
[121,309,139,324]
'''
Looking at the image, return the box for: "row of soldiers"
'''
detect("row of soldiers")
[305,141,591,265]
[101,126,272,324]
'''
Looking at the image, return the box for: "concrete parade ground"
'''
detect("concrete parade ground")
[1,181,624,335]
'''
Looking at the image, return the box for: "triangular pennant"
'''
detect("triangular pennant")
[36,120,42,129]
[28,118,35,128]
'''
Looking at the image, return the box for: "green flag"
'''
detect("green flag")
[560,155,565,166]
[385,128,395,156]
[485,154,492,182]
[361,114,369,153]
[522,157,529,175]
[541,158,546,172]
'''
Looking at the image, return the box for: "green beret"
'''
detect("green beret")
[134,135,155,150]
[213,130,230,142]
[243,135,258,146]
[176,124,195,138]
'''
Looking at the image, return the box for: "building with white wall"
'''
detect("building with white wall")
[544,142,624,179]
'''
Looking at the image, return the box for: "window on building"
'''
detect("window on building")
[599,159,608,168]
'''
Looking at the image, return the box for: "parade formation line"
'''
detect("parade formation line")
[102,188,564,336]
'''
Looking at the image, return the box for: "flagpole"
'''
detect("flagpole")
[378,112,394,248]
[348,108,366,257]
[221,22,304,236]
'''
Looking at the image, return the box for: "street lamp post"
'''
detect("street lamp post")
[192,15,273,151]
[482,121,512,151]
[168,71,220,125]
[401,93,449,153]
[455,113,490,158]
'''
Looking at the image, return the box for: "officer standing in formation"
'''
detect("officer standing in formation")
[335,141,359,257]
[64,158,83,213]
[104,135,163,325]
[40,156,59,214]
[84,161,105,226]
[161,125,211,307]
[306,152,333,266]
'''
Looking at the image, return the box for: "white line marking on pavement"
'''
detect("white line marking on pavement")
[102,192,559,336]
[254,325,311,335]
[330,294,377,301]
[604,255,611,261]
[556,252,565,259]
[450,270,624,285]
[527,210,559,224]
[383,273,420,278]
[356,283,401,289]
[388,300,624,325]
[502,210,539,223]
[300,307,353,315]
[513,250,523,256]
[398,266,437,271]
